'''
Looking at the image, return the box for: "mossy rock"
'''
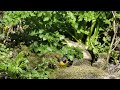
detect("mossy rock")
[92,53,108,70]
[13,45,42,69]
[49,65,108,79]
[27,53,42,69]
[72,58,91,66]
[28,52,62,69]
[40,52,62,60]
[20,44,31,55]
[12,44,31,58]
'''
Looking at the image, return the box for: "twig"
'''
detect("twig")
[112,37,120,51]
[106,11,118,73]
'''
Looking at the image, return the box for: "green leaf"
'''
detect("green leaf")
[68,55,74,61]
[47,47,52,51]
[78,29,89,35]
[43,17,49,21]
[30,12,36,16]
[104,19,111,25]
[59,35,65,40]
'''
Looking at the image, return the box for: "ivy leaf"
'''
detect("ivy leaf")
[59,35,65,40]
[78,15,84,21]
[43,37,47,41]
[37,12,43,17]
[30,12,36,16]
[68,55,74,61]
[47,47,52,51]
[104,19,111,25]
[33,41,38,47]
[43,17,49,21]
[93,48,98,54]
[29,31,37,36]
[38,29,44,34]
[78,29,89,35]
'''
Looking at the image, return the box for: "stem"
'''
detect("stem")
[65,30,78,42]
[86,12,101,47]
[112,37,120,50]
[106,11,117,72]
[74,25,77,39]
[90,23,99,49]
[86,21,96,47]
[65,30,86,48]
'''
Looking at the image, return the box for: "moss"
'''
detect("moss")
[49,65,108,79]
[92,54,107,70]
[12,45,42,69]
[27,53,42,69]
[72,59,91,66]
[27,52,63,69]
[40,52,62,60]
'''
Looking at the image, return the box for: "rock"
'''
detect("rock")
[102,75,119,79]
[49,65,108,79]
[92,53,107,70]
[72,58,91,66]
[64,38,92,61]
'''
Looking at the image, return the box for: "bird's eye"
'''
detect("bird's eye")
[63,60,66,63]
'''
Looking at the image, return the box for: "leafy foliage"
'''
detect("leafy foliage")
[0,11,120,79]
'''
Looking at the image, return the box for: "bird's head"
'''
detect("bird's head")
[59,57,69,67]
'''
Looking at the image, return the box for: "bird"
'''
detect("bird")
[58,57,73,67]
[58,57,69,67]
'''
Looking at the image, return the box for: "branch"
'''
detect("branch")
[112,37,120,51]
[106,11,118,72]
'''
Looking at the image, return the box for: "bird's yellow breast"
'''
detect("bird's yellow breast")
[59,61,68,67]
